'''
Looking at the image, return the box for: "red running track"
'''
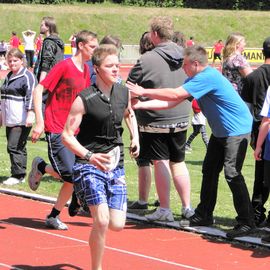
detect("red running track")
[1,193,270,270]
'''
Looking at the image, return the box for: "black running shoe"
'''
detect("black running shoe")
[226,224,255,239]
[179,213,214,227]
[128,201,148,210]
[68,191,80,217]
[261,234,270,243]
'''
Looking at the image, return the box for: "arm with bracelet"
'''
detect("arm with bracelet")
[62,95,111,171]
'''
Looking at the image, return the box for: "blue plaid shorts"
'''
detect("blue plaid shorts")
[72,163,127,211]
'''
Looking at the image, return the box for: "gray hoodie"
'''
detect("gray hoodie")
[128,41,191,126]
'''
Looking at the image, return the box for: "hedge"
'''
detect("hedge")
[1,0,270,10]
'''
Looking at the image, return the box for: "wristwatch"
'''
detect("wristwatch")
[84,151,93,161]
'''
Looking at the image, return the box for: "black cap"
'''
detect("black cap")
[263,37,270,53]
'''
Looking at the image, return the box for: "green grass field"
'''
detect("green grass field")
[1,3,270,47]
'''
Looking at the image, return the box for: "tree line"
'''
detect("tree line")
[1,0,270,10]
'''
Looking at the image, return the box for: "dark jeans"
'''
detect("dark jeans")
[196,133,255,226]
[186,124,209,147]
[251,121,269,222]
[6,126,32,178]
[25,50,34,68]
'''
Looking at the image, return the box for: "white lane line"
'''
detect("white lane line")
[0,220,204,270]
[0,263,24,270]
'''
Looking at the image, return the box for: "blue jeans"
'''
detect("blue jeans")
[196,133,255,226]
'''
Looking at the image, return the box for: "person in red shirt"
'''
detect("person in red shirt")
[212,39,224,66]
[9,31,21,48]
[35,34,43,55]
[186,36,195,47]
[28,30,98,230]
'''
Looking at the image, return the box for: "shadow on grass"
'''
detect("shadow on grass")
[185,160,203,166]
[12,264,83,270]
[0,175,9,182]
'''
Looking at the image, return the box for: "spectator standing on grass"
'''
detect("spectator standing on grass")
[127,16,194,221]
[186,36,194,47]
[172,31,186,48]
[34,16,64,83]
[28,30,98,230]
[222,32,253,95]
[212,39,224,66]
[62,44,139,270]
[254,87,270,243]
[69,33,77,56]
[22,29,36,69]
[128,31,155,210]
[0,40,8,57]
[185,99,208,153]
[242,37,270,227]
[9,31,21,49]
[1,48,36,186]
[35,34,43,55]
[127,45,255,239]
[0,55,8,71]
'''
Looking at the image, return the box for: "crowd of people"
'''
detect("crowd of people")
[0,14,270,269]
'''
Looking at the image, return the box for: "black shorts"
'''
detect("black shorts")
[46,132,75,183]
[139,130,187,162]
[213,53,221,60]
[136,157,153,167]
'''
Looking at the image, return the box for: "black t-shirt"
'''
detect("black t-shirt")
[242,64,270,122]
[76,83,129,166]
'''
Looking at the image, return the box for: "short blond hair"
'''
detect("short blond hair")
[150,16,174,40]
[92,44,118,67]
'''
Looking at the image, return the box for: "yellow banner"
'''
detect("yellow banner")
[205,47,264,64]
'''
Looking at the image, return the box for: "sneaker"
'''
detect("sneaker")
[179,213,214,227]
[185,145,192,153]
[145,207,174,222]
[261,234,270,243]
[254,209,266,227]
[181,207,195,219]
[45,215,68,230]
[226,224,255,239]
[68,191,80,217]
[128,201,148,210]
[28,157,44,191]
[153,200,160,207]
[3,177,25,186]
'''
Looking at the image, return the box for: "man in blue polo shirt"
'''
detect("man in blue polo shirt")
[127,45,255,239]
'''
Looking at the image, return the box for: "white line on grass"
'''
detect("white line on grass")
[0,220,204,270]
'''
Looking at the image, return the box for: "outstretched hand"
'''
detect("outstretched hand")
[126,81,144,98]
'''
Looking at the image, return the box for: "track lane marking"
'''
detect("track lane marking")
[1,220,204,270]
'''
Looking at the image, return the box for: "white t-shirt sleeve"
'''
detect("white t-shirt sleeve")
[261,87,270,117]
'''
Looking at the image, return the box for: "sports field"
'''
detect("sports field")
[1,4,270,269]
